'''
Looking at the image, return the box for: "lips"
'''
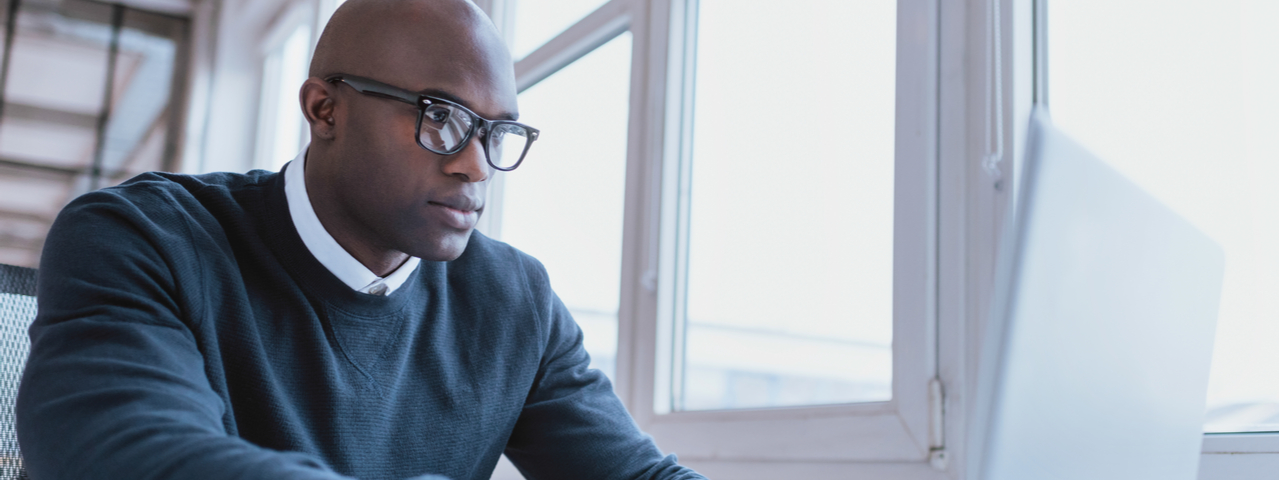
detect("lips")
[426,194,482,230]
[427,193,481,212]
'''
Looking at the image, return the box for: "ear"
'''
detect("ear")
[300,77,338,141]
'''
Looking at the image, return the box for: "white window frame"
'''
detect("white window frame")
[184,0,339,175]
[471,0,632,240]
[474,2,638,478]
[251,2,314,170]
[633,0,941,472]
[1198,433,1280,479]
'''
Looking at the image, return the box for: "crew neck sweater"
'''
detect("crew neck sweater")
[16,168,703,480]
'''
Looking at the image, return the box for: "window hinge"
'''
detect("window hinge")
[928,377,948,470]
[640,269,658,292]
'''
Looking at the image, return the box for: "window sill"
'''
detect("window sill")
[1199,432,1278,480]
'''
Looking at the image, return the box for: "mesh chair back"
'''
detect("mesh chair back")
[0,264,34,480]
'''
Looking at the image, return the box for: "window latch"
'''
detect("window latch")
[928,376,948,470]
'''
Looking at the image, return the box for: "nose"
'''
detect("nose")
[440,133,491,182]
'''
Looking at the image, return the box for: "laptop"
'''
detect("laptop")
[967,109,1225,480]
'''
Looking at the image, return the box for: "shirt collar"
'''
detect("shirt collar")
[283,146,420,296]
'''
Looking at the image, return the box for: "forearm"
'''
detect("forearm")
[17,317,352,480]
[505,255,705,479]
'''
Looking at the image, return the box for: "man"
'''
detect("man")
[15,1,704,479]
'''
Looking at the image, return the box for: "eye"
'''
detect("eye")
[425,107,451,125]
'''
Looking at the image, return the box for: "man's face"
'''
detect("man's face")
[323,20,518,262]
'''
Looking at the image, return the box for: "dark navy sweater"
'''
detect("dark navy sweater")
[16,168,702,480]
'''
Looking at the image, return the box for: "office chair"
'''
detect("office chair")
[0,263,34,480]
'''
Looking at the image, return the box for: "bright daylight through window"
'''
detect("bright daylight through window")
[676,0,897,411]
[0,0,184,268]
[1048,0,1278,433]
[255,21,311,171]
[510,0,610,60]
[499,32,633,381]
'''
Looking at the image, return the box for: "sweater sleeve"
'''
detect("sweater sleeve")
[502,256,705,480]
[15,187,357,480]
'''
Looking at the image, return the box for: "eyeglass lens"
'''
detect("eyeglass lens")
[486,123,530,170]
[417,104,531,170]
[418,105,472,152]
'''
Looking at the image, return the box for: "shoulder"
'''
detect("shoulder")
[52,170,276,234]
[456,231,548,279]
[39,170,279,321]
[445,231,565,348]
[450,231,551,291]
[448,231,556,307]
[44,169,278,271]
[105,169,276,210]
[59,170,275,217]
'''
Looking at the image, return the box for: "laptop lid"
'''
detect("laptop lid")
[968,109,1225,480]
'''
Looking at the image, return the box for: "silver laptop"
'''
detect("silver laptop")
[968,109,1225,480]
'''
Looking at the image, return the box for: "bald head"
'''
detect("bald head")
[310,0,514,100]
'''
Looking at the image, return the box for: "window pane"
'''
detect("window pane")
[254,22,310,171]
[1048,0,1278,433]
[679,0,896,411]
[510,0,609,61]
[101,10,184,187]
[0,0,115,268]
[0,3,188,269]
[500,32,632,381]
[0,0,112,171]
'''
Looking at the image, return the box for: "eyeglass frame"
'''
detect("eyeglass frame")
[324,73,539,172]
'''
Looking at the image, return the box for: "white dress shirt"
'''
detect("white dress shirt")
[283,147,420,296]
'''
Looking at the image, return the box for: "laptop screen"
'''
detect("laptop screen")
[968,109,1225,480]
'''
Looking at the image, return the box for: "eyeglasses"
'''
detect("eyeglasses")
[325,73,539,172]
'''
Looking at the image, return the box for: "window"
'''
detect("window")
[1045,0,1278,435]
[0,0,187,268]
[633,2,942,473]
[510,0,611,60]
[674,0,897,412]
[498,32,634,381]
[253,6,312,171]
[481,0,942,476]
[100,11,184,184]
[482,2,637,477]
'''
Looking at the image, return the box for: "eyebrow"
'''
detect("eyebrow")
[417,88,519,122]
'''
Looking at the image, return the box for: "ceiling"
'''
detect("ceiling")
[112,0,193,16]
[0,0,185,267]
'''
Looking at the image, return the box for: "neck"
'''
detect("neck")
[341,242,410,278]
[304,150,409,278]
